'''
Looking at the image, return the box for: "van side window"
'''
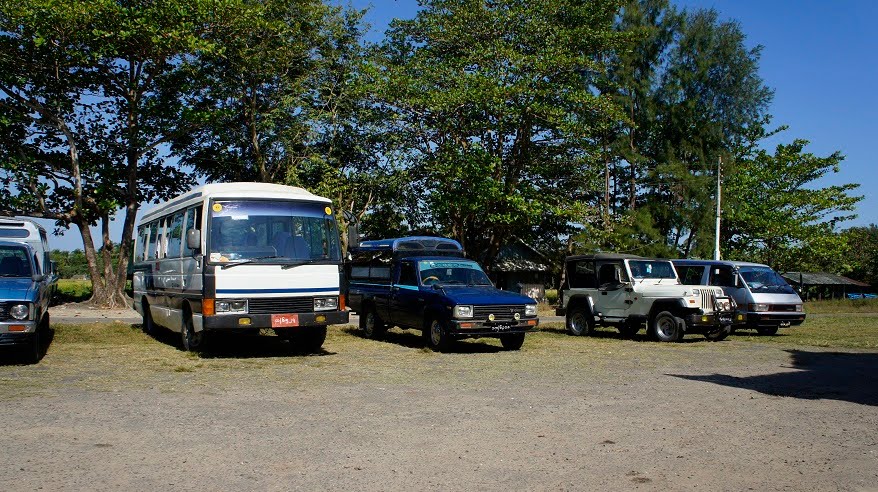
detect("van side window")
[709,266,737,288]
[166,211,185,259]
[147,222,159,260]
[677,266,705,285]
[569,261,596,288]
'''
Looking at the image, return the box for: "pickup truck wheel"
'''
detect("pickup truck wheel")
[425,318,452,352]
[566,307,593,336]
[24,316,46,364]
[500,333,525,351]
[359,307,386,339]
[181,315,206,352]
[757,326,778,336]
[650,311,683,342]
[705,324,732,341]
[292,325,327,353]
[141,301,156,336]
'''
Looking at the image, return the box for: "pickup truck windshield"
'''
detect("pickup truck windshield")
[0,246,32,277]
[209,200,341,263]
[629,260,676,280]
[739,266,795,294]
[418,260,492,286]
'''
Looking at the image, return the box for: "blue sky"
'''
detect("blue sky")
[39,0,876,250]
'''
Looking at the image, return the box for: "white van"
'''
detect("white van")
[673,259,805,335]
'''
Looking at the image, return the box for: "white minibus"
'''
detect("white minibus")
[132,182,348,351]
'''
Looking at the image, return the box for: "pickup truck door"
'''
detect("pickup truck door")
[390,261,423,329]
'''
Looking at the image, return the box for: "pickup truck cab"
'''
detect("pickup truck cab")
[557,253,736,342]
[673,259,805,335]
[0,240,54,363]
[347,237,539,351]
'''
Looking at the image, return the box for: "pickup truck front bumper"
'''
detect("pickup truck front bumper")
[449,317,539,338]
[0,320,38,346]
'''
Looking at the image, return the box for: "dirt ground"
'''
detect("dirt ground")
[1,307,877,491]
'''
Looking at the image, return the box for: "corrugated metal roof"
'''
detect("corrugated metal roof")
[782,272,870,287]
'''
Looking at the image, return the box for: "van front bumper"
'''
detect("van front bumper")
[745,312,806,328]
[203,310,349,330]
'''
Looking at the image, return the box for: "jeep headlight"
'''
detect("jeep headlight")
[525,304,537,316]
[314,297,338,311]
[216,300,248,314]
[10,303,30,320]
[453,305,473,318]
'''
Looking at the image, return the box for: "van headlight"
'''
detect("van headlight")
[10,303,30,320]
[216,300,248,314]
[794,304,803,312]
[749,303,769,312]
[314,297,338,311]
[525,304,537,316]
[453,305,473,318]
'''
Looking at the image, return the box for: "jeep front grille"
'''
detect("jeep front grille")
[697,289,718,311]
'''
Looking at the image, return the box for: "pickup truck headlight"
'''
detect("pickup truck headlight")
[525,304,537,316]
[10,303,30,320]
[749,303,769,312]
[453,305,473,318]
[216,300,248,314]
[314,297,338,311]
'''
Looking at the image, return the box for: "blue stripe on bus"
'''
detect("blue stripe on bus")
[216,287,339,294]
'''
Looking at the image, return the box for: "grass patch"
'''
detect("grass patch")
[805,298,878,314]
[55,279,93,303]
[733,314,878,349]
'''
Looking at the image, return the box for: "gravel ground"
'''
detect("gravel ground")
[2,309,877,491]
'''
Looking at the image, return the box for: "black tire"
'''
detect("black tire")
[566,306,594,336]
[23,315,46,364]
[181,314,205,352]
[359,306,386,339]
[705,324,732,342]
[141,300,156,336]
[618,321,640,338]
[425,317,452,352]
[649,311,684,342]
[500,333,526,351]
[292,325,327,353]
[757,326,779,336]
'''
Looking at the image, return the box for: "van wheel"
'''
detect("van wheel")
[705,324,731,341]
[757,326,778,336]
[500,333,526,350]
[181,315,205,351]
[293,325,327,353]
[650,311,683,342]
[566,307,593,336]
[359,307,386,339]
[141,301,155,336]
[425,318,452,352]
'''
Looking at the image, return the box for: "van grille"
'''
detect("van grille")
[472,305,527,321]
[247,297,314,314]
[769,304,798,312]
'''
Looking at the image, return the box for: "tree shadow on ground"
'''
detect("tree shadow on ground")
[672,350,878,407]
[137,324,336,359]
[342,326,506,354]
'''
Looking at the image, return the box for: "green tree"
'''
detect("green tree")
[373,0,629,267]
[842,225,878,286]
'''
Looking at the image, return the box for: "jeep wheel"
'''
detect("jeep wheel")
[705,324,731,342]
[566,307,594,336]
[500,333,526,351]
[425,318,452,352]
[757,326,778,336]
[649,311,684,342]
[618,321,640,338]
[359,306,386,339]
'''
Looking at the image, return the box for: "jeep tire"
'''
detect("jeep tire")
[705,324,732,341]
[649,311,684,342]
[566,306,594,336]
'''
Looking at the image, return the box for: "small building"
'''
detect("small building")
[489,239,553,302]
[782,271,872,300]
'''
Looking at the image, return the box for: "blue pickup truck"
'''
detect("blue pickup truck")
[0,240,54,363]
[346,236,539,351]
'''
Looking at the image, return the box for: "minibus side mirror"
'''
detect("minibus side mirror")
[186,229,201,252]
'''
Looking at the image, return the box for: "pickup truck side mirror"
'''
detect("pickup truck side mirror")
[32,274,45,283]
[186,229,201,252]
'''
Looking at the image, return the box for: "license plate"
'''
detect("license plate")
[719,314,733,324]
[779,321,791,328]
[272,314,299,328]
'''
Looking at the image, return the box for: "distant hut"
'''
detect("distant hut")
[489,238,553,301]
[782,271,872,300]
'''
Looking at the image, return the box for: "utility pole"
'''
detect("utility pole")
[714,156,722,260]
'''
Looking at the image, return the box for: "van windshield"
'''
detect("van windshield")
[418,260,492,286]
[739,266,795,294]
[209,200,341,264]
[0,246,32,277]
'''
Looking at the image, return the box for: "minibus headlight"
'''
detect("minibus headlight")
[10,303,30,320]
[525,304,537,316]
[314,297,338,311]
[453,305,473,318]
[216,300,248,314]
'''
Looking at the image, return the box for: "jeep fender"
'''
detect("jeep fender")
[649,300,687,322]
[566,295,595,316]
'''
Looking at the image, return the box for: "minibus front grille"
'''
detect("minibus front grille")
[247,297,314,314]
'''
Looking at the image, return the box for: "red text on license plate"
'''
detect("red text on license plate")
[272,314,299,328]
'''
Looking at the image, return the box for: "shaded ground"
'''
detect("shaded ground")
[1,318,877,491]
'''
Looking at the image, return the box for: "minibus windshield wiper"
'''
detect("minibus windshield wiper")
[280,258,331,269]
[219,255,281,269]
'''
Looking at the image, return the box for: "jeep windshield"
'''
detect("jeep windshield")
[739,266,796,294]
[418,260,492,287]
[628,260,676,280]
[208,199,341,264]
[0,245,32,277]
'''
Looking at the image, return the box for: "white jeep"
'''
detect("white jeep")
[556,254,735,342]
